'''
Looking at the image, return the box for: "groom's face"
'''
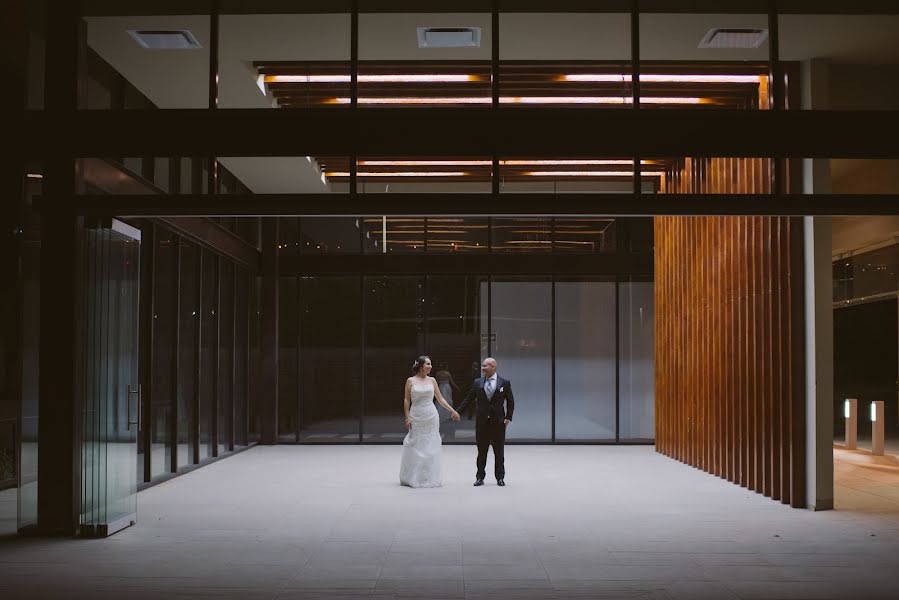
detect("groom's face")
[481,360,496,378]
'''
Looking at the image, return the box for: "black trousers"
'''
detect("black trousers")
[475,417,506,480]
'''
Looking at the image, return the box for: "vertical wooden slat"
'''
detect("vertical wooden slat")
[655,210,805,506]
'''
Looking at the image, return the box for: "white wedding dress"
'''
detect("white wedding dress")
[399,379,443,488]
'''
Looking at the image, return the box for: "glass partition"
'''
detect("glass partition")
[177,240,199,467]
[489,278,553,441]
[80,222,140,537]
[150,229,177,478]
[364,276,425,441]
[299,276,362,442]
[619,278,655,441]
[278,276,298,442]
[555,279,617,441]
[198,249,216,459]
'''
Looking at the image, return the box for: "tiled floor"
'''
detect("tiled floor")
[2,445,899,599]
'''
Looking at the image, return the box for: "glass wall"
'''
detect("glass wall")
[278,276,298,442]
[150,230,177,478]
[427,276,484,441]
[364,276,425,441]
[555,279,617,441]
[299,277,361,442]
[177,240,199,467]
[619,279,655,441]
[199,250,216,460]
[138,223,257,483]
[490,279,553,441]
[279,272,653,444]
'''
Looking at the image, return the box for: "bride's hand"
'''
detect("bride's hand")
[451,411,460,422]
[405,418,412,430]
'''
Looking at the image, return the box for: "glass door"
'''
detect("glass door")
[80,219,141,537]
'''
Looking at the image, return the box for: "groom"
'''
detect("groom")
[455,358,514,487]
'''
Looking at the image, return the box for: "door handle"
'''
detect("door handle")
[127,384,141,431]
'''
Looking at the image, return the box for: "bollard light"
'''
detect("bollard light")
[845,398,858,450]
[871,401,885,456]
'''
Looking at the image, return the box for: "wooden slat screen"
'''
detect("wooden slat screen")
[654,215,806,507]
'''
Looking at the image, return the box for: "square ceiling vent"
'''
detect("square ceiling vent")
[128,29,202,50]
[699,28,768,49]
[417,27,481,48]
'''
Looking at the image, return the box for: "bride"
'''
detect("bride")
[399,355,460,488]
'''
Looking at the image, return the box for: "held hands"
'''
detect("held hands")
[503,419,510,426]
[451,411,461,422]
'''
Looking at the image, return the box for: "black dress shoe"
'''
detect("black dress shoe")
[497,479,505,486]
[474,479,484,486]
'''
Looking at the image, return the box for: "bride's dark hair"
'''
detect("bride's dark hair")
[412,355,430,375]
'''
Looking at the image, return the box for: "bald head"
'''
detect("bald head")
[481,358,497,378]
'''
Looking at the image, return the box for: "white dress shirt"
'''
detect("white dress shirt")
[485,374,498,398]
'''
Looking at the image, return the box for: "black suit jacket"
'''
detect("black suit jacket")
[456,376,514,425]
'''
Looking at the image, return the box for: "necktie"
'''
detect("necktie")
[486,378,494,397]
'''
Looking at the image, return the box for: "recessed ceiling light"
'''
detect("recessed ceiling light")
[128,29,202,50]
[417,27,481,48]
[699,28,768,49]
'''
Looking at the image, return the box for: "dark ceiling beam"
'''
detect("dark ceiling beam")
[86,0,899,15]
[279,252,653,276]
[23,108,899,159]
[69,193,899,217]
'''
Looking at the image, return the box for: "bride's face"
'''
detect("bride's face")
[422,359,432,375]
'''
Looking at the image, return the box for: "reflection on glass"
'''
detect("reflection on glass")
[364,276,424,441]
[301,217,361,254]
[555,280,616,440]
[363,218,426,253]
[80,225,140,535]
[553,219,616,253]
[619,280,655,440]
[620,217,654,254]
[427,276,486,441]
[18,217,40,528]
[500,158,636,193]
[218,260,235,453]
[278,276,298,442]
[299,277,362,442]
[151,230,177,478]
[178,240,199,467]
[428,218,489,253]
[234,268,249,447]
[492,218,552,252]
[489,279,552,441]
[199,250,216,460]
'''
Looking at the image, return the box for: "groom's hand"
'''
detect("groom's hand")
[503,419,510,426]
